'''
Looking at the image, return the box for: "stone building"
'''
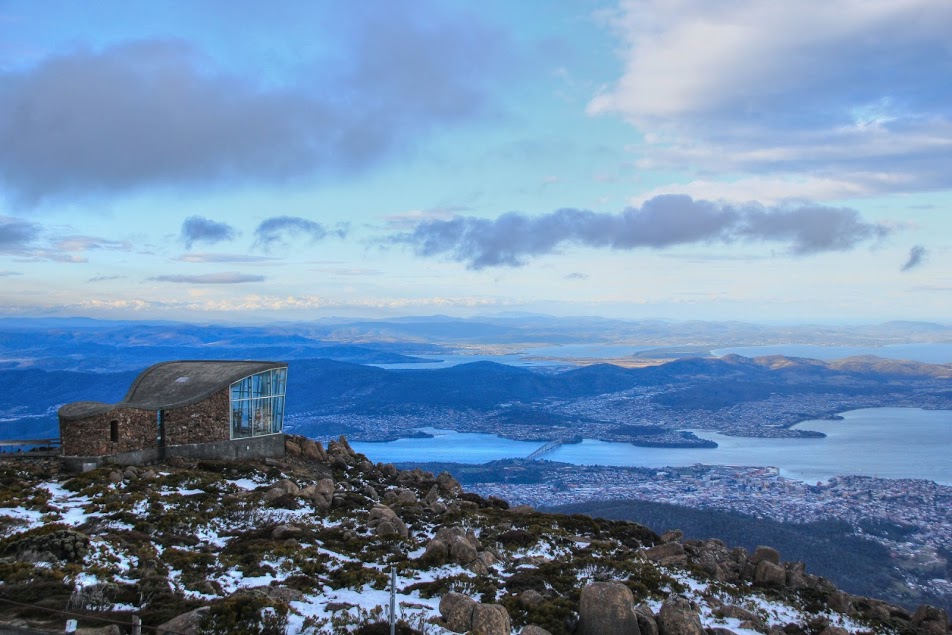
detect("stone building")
[59,360,288,470]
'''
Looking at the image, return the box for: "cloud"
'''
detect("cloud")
[738,205,889,255]
[0,217,82,262]
[87,275,123,283]
[0,217,41,251]
[254,216,345,249]
[384,206,471,230]
[175,253,279,264]
[630,175,870,208]
[148,272,265,284]
[590,0,952,194]
[0,270,23,277]
[1,219,137,263]
[901,245,927,272]
[75,293,513,314]
[181,216,238,249]
[0,6,505,206]
[312,266,383,276]
[565,272,588,280]
[394,194,891,268]
[0,221,132,262]
[55,235,131,252]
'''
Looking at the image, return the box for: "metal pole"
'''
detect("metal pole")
[390,565,396,635]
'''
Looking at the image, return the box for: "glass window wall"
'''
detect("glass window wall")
[230,368,287,439]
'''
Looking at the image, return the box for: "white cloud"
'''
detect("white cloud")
[383,206,470,230]
[73,294,515,314]
[592,0,952,195]
[175,253,280,264]
[629,176,869,207]
[55,235,132,252]
[591,0,951,122]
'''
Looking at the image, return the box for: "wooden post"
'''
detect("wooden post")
[132,614,142,635]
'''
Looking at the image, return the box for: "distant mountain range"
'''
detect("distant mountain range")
[0,323,437,371]
[296,354,952,415]
[2,316,951,442]
[3,314,952,372]
[3,353,950,441]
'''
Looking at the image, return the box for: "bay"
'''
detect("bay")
[350,407,952,485]
[351,428,540,463]
[371,344,657,370]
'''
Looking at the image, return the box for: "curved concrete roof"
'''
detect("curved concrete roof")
[59,360,286,421]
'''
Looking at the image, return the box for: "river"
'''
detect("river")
[350,407,952,485]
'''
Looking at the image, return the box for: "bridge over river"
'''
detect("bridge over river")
[526,438,564,460]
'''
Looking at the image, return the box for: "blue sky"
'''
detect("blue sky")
[1,0,950,323]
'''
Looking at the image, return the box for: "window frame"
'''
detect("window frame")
[229,367,287,440]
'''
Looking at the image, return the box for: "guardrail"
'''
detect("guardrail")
[0,438,61,457]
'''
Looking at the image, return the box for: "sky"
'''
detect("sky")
[0,0,950,324]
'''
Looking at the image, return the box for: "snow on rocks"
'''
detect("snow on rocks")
[0,441,935,635]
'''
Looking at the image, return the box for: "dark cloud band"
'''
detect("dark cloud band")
[395,195,890,268]
[0,5,503,207]
[149,272,265,284]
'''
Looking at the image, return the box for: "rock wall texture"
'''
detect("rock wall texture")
[163,389,231,447]
[61,389,232,457]
[61,406,156,457]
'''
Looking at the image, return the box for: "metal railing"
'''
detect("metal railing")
[0,438,61,457]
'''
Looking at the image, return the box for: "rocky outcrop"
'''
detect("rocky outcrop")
[156,606,209,635]
[4,435,945,635]
[300,438,327,461]
[519,589,544,608]
[439,593,512,634]
[644,541,686,566]
[419,538,449,565]
[911,604,949,635]
[685,539,748,582]
[635,604,659,635]
[713,604,765,632]
[437,471,463,497]
[327,436,358,469]
[2,528,90,563]
[657,595,704,635]
[299,477,335,510]
[439,592,475,632]
[578,581,640,635]
[367,505,408,538]
[754,559,787,587]
[471,603,511,635]
[422,525,493,571]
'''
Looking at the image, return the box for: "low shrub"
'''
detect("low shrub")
[200,593,289,635]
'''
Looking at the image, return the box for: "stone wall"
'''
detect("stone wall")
[61,406,156,457]
[163,389,231,446]
[61,387,282,462]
